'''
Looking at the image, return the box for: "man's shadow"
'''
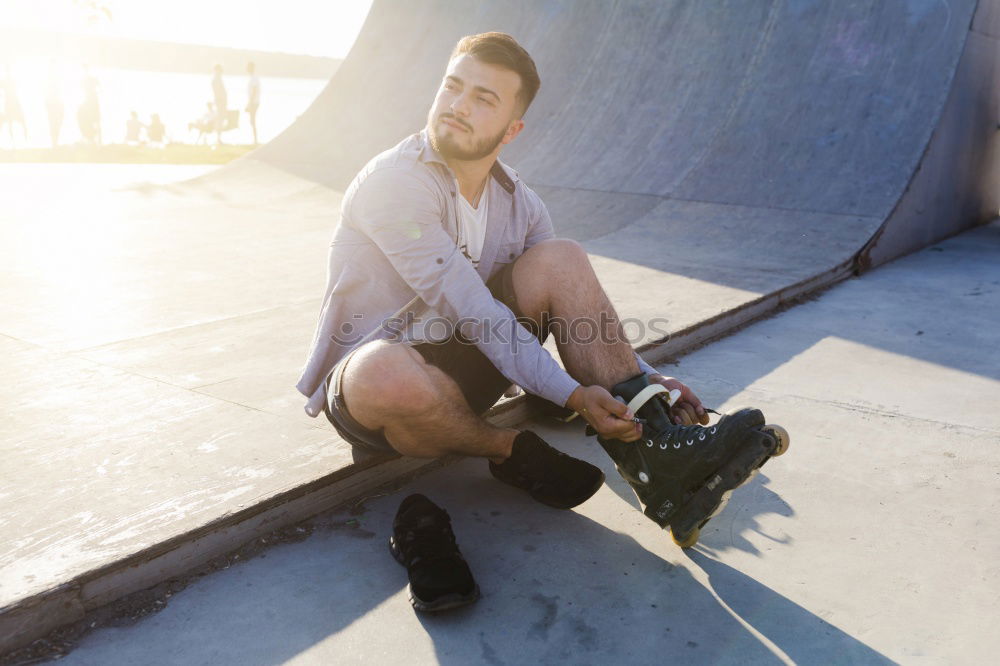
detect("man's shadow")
[684,551,895,665]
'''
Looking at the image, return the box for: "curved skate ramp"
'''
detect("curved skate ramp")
[5,4,999,652]
[248,0,997,295]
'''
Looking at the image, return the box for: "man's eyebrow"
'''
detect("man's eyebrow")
[445,75,501,102]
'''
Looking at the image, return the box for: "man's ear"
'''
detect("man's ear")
[502,118,525,145]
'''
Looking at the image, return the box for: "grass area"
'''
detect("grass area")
[0,143,256,165]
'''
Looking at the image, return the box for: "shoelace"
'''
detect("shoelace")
[643,422,720,450]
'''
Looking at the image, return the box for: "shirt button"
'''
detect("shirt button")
[508,253,515,259]
[436,258,444,264]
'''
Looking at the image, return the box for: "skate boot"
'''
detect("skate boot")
[597,373,789,548]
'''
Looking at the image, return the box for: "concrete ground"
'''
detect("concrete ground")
[52,222,1000,664]
[0,153,868,655]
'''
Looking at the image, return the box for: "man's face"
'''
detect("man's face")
[427,54,524,162]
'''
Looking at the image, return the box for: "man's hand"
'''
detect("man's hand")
[649,373,709,425]
[566,385,642,442]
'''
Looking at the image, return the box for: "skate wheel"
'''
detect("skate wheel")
[762,424,790,456]
[671,527,700,549]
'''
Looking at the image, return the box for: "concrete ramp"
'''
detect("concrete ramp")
[254,0,998,282]
[5,1,999,656]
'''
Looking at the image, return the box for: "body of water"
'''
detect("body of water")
[1,61,328,149]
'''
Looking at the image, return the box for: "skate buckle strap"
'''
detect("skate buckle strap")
[627,384,682,414]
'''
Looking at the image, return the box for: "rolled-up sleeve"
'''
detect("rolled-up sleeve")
[524,195,555,249]
[348,167,580,406]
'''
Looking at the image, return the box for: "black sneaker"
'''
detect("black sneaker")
[388,494,480,612]
[489,430,605,510]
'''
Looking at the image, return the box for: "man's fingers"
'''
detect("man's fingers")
[676,387,709,422]
[600,394,632,419]
[620,423,642,442]
[680,387,705,414]
[614,420,642,442]
[672,399,710,426]
[595,411,639,441]
[676,402,698,426]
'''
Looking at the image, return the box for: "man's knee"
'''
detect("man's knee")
[516,239,593,293]
[341,342,437,420]
[522,238,587,263]
[513,239,593,311]
[542,237,587,259]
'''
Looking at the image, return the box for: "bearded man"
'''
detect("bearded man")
[296,33,779,612]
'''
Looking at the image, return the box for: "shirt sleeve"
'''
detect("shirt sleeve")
[635,352,657,377]
[348,166,580,407]
[524,189,555,249]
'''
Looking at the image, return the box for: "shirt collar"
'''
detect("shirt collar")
[417,128,518,195]
[417,128,448,166]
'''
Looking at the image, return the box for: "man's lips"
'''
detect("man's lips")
[440,116,471,132]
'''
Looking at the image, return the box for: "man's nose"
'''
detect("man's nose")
[450,92,471,117]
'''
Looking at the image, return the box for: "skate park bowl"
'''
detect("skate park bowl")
[243,0,1000,395]
[3,0,999,655]
[253,0,1000,268]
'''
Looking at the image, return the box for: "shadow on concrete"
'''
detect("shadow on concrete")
[60,457,888,664]
[407,467,885,664]
[687,551,894,664]
[664,224,1000,416]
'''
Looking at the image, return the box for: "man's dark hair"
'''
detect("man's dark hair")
[450,32,540,116]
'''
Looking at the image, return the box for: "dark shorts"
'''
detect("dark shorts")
[322,259,547,453]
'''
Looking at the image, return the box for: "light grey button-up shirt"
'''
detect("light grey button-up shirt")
[295,130,654,417]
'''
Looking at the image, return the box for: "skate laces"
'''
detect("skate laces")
[648,421,719,448]
[623,383,724,450]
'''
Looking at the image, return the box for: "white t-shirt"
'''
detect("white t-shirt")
[456,185,489,268]
[403,184,490,343]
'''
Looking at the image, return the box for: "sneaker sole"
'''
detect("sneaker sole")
[388,536,481,612]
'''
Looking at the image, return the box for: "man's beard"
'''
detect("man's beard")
[428,114,508,161]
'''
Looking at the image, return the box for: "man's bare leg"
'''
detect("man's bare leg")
[341,340,517,462]
[342,238,647,461]
[341,337,605,509]
[510,238,640,389]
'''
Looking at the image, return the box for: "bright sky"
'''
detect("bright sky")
[2,0,373,58]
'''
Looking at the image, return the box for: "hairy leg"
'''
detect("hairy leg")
[341,340,517,462]
[511,238,640,390]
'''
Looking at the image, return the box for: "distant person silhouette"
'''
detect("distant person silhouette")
[1,66,27,147]
[189,102,215,143]
[45,59,64,148]
[78,66,102,145]
[245,61,261,145]
[211,63,227,145]
[147,113,165,145]
[125,110,142,144]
